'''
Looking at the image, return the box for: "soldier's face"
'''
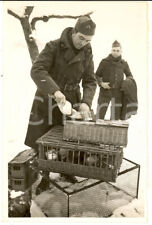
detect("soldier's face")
[111,47,122,58]
[72,32,93,49]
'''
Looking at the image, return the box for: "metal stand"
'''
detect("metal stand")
[109,157,140,199]
[48,157,140,217]
[49,178,104,217]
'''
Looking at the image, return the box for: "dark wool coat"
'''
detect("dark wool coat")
[120,78,138,120]
[25,27,97,149]
[96,54,133,92]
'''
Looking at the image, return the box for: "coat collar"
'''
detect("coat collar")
[105,54,123,64]
[59,27,90,64]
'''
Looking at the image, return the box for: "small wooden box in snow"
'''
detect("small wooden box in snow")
[8,149,38,191]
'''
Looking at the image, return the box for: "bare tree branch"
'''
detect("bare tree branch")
[31,11,93,30]
[7,9,21,20]
[8,6,34,19]
[8,7,39,63]
[24,6,34,17]
[7,7,94,63]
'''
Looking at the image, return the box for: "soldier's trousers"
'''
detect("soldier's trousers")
[97,88,122,120]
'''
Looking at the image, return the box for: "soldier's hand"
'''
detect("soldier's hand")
[54,91,66,105]
[101,82,111,89]
[79,103,92,120]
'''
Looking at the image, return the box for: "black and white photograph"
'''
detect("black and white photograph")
[1,0,152,222]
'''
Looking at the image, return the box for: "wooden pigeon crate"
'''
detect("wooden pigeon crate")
[63,120,129,147]
[8,149,38,191]
[36,126,123,182]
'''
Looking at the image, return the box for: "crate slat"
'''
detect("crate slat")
[38,159,117,182]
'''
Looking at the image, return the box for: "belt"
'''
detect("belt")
[64,83,79,91]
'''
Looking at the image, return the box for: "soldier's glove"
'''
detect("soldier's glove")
[54,91,66,105]
[101,82,111,89]
[79,103,92,120]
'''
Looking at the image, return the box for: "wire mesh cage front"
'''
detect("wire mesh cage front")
[37,126,124,182]
[38,145,123,182]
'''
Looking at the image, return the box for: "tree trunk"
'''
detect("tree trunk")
[20,17,39,63]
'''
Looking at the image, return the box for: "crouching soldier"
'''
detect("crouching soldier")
[96,40,133,120]
[24,16,97,194]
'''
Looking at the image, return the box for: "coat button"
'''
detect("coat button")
[60,43,65,48]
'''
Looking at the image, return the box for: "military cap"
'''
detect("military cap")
[75,16,96,36]
[112,40,121,48]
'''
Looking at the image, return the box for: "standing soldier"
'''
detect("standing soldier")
[24,16,97,194]
[96,40,133,120]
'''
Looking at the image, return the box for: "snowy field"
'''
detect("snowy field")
[1,1,149,220]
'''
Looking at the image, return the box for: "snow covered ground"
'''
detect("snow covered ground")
[1,1,149,221]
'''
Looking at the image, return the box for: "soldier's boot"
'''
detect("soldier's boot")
[36,171,50,195]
